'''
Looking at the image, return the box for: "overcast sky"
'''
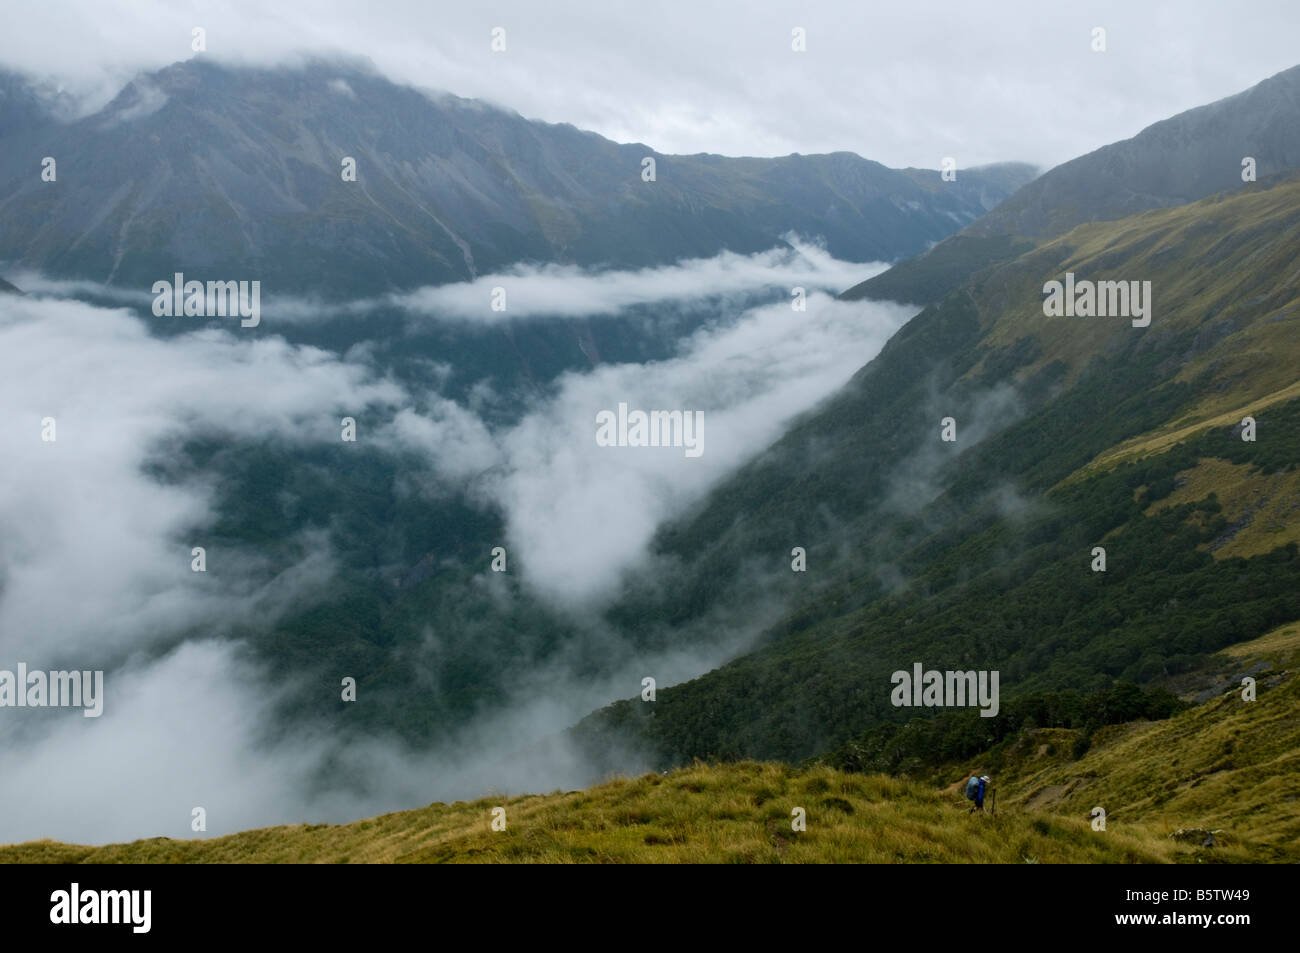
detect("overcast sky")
[3,0,1297,169]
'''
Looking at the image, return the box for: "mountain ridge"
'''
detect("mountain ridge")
[0,58,1036,298]
[842,62,1300,306]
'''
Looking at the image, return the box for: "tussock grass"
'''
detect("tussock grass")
[0,761,1195,865]
[992,623,1300,863]
[6,621,1297,864]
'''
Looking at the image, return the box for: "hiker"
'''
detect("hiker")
[963,773,991,813]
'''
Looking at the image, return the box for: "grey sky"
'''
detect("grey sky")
[3,0,1297,169]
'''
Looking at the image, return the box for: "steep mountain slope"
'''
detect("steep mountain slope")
[0,69,77,138]
[998,664,1300,861]
[880,621,1300,862]
[0,59,1039,765]
[577,167,1300,772]
[9,632,1296,863]
[841,63,1300,307]
[0,60,1034,298]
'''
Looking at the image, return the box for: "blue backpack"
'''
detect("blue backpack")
[964,776,982,801]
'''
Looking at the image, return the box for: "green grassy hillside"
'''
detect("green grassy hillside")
[0,763,1214,865]
[892,622,1300,863]
[6,624,1294,863]
[576,169,1300,775]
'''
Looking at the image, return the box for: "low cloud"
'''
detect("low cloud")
[477,292,914,605]
[327,77,356,99]
[390,238,883,322]
[0,630,750,844]
[0,246,915,843]
[0,295,402,664]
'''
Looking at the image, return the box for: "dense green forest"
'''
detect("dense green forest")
[818,682,1187,776]
[573,175,1300,773]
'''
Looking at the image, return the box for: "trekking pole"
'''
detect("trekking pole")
[991,788,996,816]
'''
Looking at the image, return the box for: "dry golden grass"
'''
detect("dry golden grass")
[8,620,1298,865]
[1139,457,1300,558]
[993,622,1300,863]
[1069,378,1300,483]
[0,763,1191,864]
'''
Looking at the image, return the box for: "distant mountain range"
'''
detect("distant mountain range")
[0,59,1035,298]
